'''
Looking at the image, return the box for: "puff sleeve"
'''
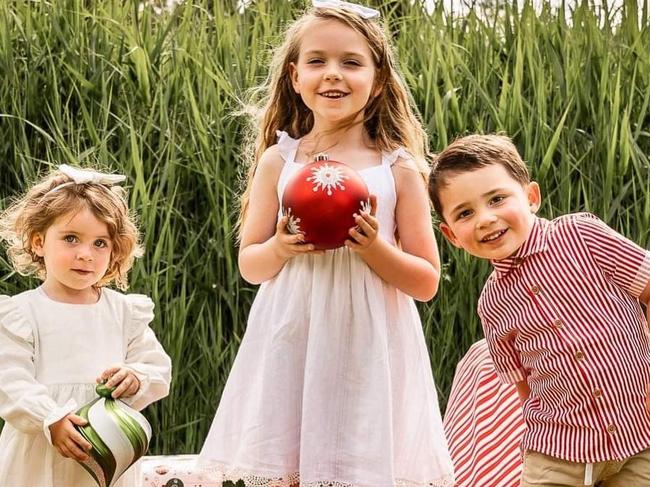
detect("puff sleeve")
[120,294,172,411]
[0,296,76,441]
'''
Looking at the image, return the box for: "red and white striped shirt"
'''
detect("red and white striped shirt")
[478,212,650,463]
[444,340,525,487]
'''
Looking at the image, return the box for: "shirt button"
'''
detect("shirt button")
[607,424,617,434]
[531,285,541,295]
[593,387,602,398]
[553,319,564,329]
[575,351,585,362]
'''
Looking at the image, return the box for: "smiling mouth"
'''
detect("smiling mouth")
[319,91,349,99]
[481,229,507,243]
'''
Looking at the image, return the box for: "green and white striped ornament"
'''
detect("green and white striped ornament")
[75,383,152,487]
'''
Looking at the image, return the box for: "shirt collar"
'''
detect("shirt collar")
[491,216,549,278]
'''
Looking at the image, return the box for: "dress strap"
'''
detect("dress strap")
[276,130,301,163]
[382,146,411,166]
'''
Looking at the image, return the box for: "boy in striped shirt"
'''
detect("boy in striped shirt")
[428,134,650,486]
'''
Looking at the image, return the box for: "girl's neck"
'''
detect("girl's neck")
[40,280,101,305]
[302,121,369,159]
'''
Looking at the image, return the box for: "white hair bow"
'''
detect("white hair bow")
[45,165,126,195]
[312,0,380,19]
[59,164,126,185]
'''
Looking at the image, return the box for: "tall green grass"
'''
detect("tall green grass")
[0,0,648,453]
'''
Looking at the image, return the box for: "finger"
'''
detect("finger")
[66,440,89,461]
[277,215,289,233]
[72,430,93,451]
[344,239,361,252]
[105,369,128,388]
[68,414,88,427]
[111,380,129,398]
[127,380,140,396]
[58,444,72,459]
[292,243,317,254]
[348,227,368,245]
[354,214,374,235]
[369,194,378,216]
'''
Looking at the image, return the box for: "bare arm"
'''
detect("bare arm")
[515,380,531,405]
[346,159,440,301]
[238,146,321,284]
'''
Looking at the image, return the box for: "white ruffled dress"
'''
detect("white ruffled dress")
[0,287,172,486]
[199,132,455,487]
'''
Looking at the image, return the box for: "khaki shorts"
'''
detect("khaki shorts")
[520,448,650,486]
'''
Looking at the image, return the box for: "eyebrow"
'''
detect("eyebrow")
[449,188,507,215]
[303,50,367,58]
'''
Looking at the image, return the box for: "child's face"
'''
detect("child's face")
[289,19,378,128]
[438,163,541,261]
[32,206,113,300]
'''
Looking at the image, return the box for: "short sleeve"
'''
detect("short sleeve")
[571,212,650,298]
[477,297,527,385]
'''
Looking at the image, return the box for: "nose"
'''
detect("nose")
[76,244,94,261]
[324,65,342,82]
[476,209,497,229]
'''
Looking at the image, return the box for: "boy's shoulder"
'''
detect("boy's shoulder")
[548,211,603,229]
[477,212,602,313]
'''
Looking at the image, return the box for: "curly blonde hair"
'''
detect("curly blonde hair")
[237,6,431,235]
[0,166,142,290]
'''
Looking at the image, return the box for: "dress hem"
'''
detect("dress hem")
[198,463,455,487]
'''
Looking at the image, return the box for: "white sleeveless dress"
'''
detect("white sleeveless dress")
[199,132,455,487]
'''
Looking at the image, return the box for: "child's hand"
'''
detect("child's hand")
[345,195,379,254]
[97,366,140,399]
[272,215,325,258]
[49,414,92,462]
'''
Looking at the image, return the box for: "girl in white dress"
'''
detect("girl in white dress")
[0,165,172,486]
[199,2,455,486]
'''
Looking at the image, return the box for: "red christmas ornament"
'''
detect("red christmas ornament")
[282,157,370,250]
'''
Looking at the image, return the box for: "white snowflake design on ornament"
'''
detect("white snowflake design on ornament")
[283,207,302,234]
[307,163,348,196]
[360,199,371,214]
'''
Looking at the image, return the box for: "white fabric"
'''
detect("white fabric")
[199,132,455,487]
[312,0,380,19]
[59,164,126,185]
[0,287,172,486]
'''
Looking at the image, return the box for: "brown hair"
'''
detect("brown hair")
[0,166,142,290]
[237,6,430,236]
[428,134,530,220]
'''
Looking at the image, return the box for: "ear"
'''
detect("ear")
[526,181,541,213]
[439,222,463,249]
[289,62,300,94]
[31,232,46,257]
[371,82,382,98]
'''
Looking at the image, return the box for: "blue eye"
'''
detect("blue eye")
[63,235,78,243]
[94,239,109,248]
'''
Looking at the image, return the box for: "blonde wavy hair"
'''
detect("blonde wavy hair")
[237,6,431,235]
[0,166,142,290]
